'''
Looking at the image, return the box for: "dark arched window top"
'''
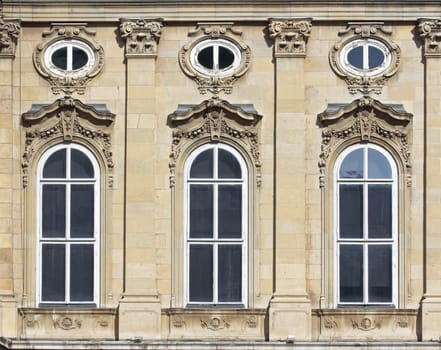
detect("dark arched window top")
[189,147,242,179]
[339,146,393,179]
[43,147,95,179]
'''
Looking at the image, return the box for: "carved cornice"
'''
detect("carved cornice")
[318,96,412,188]
[119,18,162,57]
[268,18,312,58]
[418,19,441,57]
[0,18,20,58]
[21,97,115,188]
[167,97,262,187]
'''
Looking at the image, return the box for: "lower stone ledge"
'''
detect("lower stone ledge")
[162,308,267,340]
[18,307,117,339]
[313,308,418,341]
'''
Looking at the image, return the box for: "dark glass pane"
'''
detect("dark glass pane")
[189,185,213,238]
[42,244,65,302]
[368,185,392,239]
[218,245,242,302]
[368,245,392,303]
[72,47,89,70]
[189,245,213,302]
[218,149,241,179]
[190,149,213,178]
[339,185,363,239]
[368,46,385,69]
[347,46,364,69]
[70,244,94,302]
[71,185,94,238]
[197,46,214,69]
[339,244,363,303]
[43,149,66,178]
[42,184,66,238]
[340,148,363,178]
[368,148,392,179]
[71,149,94,178]
[218,185,242,238]
[51,47,68,70]
[218,46,235,69]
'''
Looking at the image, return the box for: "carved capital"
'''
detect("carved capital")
[119,18,162,57]
[0,18,21,58]
[418,19,441,57]
[268,18,312,57]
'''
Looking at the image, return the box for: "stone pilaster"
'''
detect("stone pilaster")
[419,18,441,341]
[267,18,312,341]
[117,18,163,340]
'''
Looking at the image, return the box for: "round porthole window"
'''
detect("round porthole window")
[44,40,95,77]
[190,39,241,76]
[340,39,391,77]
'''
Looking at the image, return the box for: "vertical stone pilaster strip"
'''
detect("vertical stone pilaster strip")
[267,18,312,341]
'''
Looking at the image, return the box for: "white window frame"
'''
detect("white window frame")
[36,143,100,306]
[183,143,248,306]
[334,143,398,307]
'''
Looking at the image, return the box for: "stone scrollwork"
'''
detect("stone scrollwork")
[318,96,412,188]
[119,18,162,57]
[53,317,82,331]
[200,316,230,331]
[352,317,379,332]
[418,19,441,57]
[0,18,21,57]
[167,96,262,187]
[268,18,312,57]
[21,96,115,187]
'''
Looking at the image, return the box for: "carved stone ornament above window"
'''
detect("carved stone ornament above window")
[329,22,401,95]
[418,19,441,57]
[268,18,312,58]
[119,18,163,57]
[0,18,20,58]
[167,96,262,187]
[179,23,251,95]
[318,96,413,188]
[21,96,115,188]
[33,23,104,95]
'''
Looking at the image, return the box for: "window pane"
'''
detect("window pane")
[197,46,214,69]
[51,47,68,70]
[368,184,392,238]
[190,149,213,178]
[368,46,385,69]
[70,244,94,302]
[368,245,392,303]
[218,46,235,69]
[42,184,66,238]
[339,184,363,239]
[218,245,242,302]
[339,244,363,303]
[72,47,89,70]
[218,149,241,179]
[43,149,66,178]
[347,45,364,69]
[189,245,213,302]
[218,185,242,238]
[71,185,94,238]
[42,244,65,302]
[71,149,94,178]
[339,148,363,178]
[368,148,392,179]
[189,185,213,238]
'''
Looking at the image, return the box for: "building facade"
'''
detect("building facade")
[1,0,441,348]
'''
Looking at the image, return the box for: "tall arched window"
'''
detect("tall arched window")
[37,143,100,305]
[335,143,397,306]
[184,143,247,306]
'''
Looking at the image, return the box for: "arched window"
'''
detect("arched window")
[37,143,100,305]
[184,144,247,306]
[335,144,397,306]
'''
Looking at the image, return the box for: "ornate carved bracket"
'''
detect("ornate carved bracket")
[418,19,441,57]
[21,96,115,187]
[318,96,412,188]
[268,18,312,58]
[119,18,162,57]
[0,18,20,58]
[167,96,262,187]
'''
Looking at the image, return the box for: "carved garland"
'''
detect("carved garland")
[268,18,312,57]
[318,96,412,188]
[167,97,262,187]
[119,18,162,57]
[418,19,441,57]
[0,18,20,57]
[21,97,115,188]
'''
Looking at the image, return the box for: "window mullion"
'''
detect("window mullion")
[213,242,218,304]
[213,44,219,72]
[67,45,73,71]
[363,44,369,70]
